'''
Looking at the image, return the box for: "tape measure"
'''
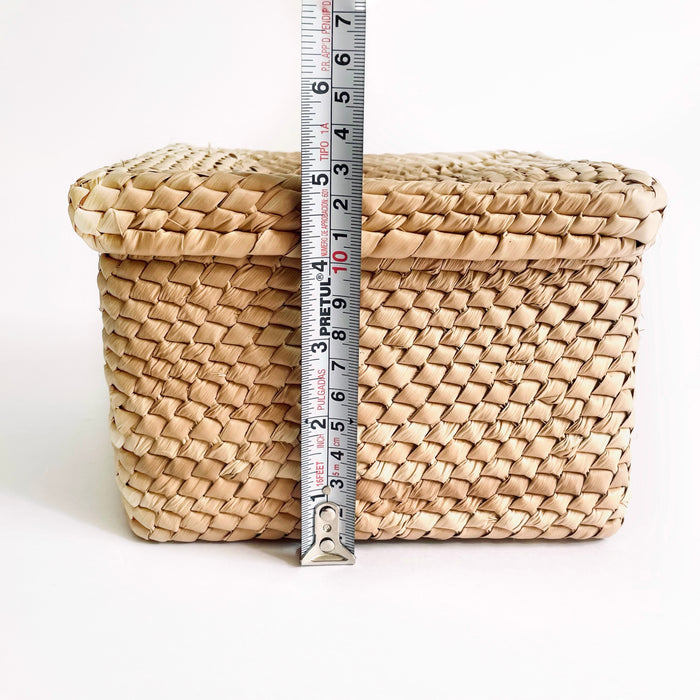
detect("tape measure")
[300,0,366,566]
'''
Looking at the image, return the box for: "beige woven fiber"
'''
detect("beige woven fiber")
[67,144,666,542]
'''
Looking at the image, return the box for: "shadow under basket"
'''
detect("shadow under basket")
[67,144,666,542]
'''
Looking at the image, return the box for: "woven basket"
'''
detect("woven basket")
[67,144,666,542]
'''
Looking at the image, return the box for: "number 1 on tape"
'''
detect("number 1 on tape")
[300,0,366,566]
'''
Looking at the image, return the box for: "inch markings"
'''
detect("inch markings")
[300,0,365,566]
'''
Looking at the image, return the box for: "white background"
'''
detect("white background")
[1,1,698,698]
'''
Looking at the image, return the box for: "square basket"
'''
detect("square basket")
[67,144,666,542]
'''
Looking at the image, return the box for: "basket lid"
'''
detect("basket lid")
[68,143,666,261]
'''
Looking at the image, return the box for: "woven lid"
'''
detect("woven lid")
[68,143,666,261]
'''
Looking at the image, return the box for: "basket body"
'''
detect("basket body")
[68,144,666,541]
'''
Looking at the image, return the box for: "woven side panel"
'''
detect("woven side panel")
[98,254,641,542]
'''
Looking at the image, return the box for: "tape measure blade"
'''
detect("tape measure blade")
[300,0,365,566]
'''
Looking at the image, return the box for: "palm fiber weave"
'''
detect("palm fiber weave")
[67,144,666,542]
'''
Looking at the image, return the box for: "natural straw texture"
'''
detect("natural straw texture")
[68,144,666,541]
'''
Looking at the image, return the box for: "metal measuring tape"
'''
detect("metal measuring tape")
[300,0,366,566]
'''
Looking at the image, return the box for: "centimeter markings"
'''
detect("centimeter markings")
[300,0,366,566]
